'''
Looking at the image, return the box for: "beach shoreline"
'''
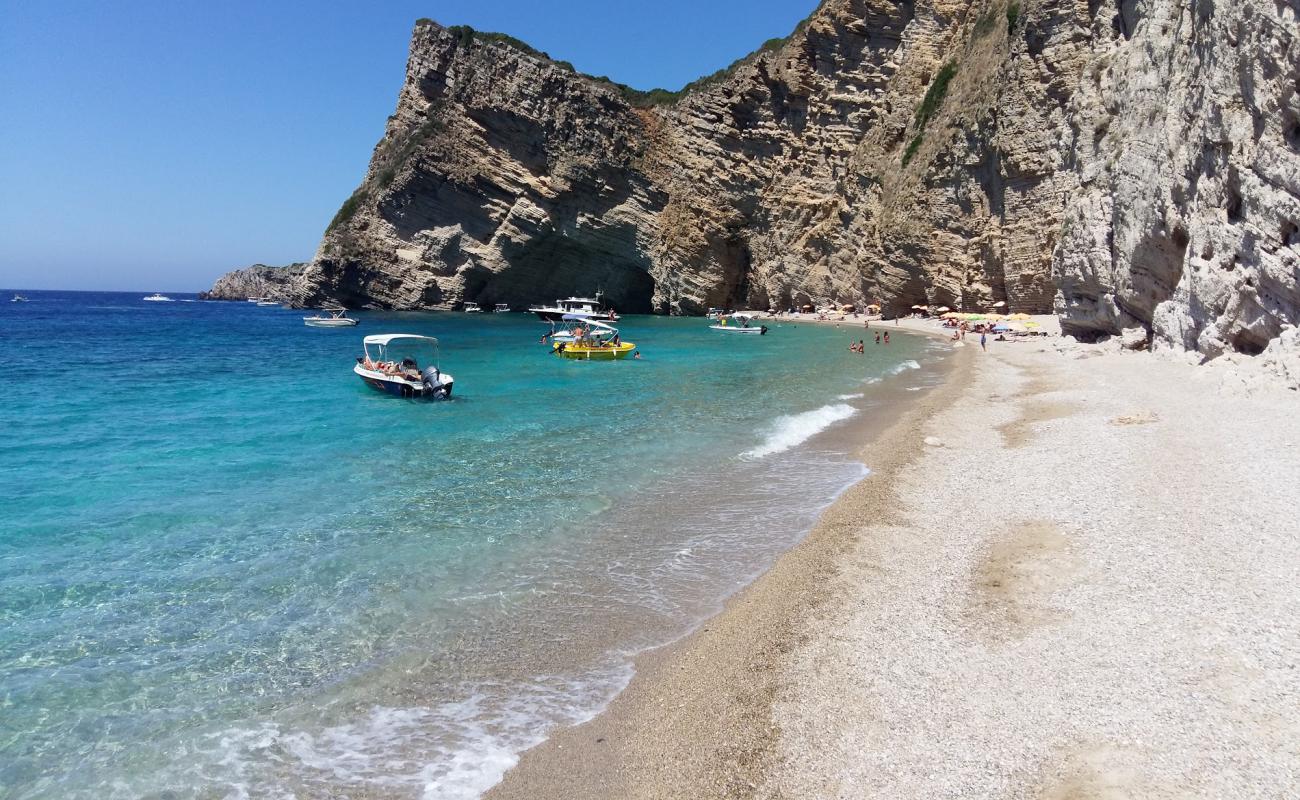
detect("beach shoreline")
[487,327,977,799]
[488,323,1300,798]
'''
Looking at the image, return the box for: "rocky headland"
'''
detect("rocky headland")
[208,0,1300,359]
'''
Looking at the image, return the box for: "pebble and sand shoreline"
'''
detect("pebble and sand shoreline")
[489,316,1300,799]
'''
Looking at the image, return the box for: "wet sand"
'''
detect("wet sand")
[489,324,1300,798]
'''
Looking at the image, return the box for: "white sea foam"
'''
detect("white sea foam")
[192,669,633,800]
[885,359,922,376]
[743,403,857,459]
[836,393,865,401]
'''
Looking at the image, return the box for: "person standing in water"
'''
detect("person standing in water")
[883,332,890,344]
[875,333,881,345]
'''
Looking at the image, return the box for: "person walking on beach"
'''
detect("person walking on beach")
[980,331,987,352]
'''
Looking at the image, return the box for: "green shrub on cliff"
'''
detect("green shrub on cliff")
[902,135,924,166]
[914,61,958,131]
[1007,3,1021,34]
[902,61,958,166]
[327,188,369,233]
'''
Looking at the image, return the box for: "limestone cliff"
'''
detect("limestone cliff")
[212,0,1300,357]
[199,262,312,301]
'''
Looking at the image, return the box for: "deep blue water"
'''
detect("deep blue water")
[0,290,941,798]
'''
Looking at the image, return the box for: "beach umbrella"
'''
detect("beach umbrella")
[1009,312,1031,320]
[936,306,951,313]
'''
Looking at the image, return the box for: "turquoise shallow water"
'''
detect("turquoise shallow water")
[0,291,941,798]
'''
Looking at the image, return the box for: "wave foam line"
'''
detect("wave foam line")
[743,403,856,459]
[886,359,922,376]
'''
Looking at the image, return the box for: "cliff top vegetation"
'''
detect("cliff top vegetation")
[415,13,814,109]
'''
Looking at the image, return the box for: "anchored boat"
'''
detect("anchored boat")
[530,295,619,323]
[709,313,768,335]
[303,305,359,327]
[354,334,454,399]
[552,317,635,360]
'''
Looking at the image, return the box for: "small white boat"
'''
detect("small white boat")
[256,299,280,307]
[246,297,262,303]
[11,294,28,303]
[354,334,454,399]
[143,293,173,302]
[709,313,767,335]
[494,303,511,313]
[464,302,483,313]
[303,305,359,327]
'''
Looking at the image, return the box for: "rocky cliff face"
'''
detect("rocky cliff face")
[214,0,1300,357]
[199,262,312,301]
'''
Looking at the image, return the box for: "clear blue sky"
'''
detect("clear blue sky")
[0,0,816,292]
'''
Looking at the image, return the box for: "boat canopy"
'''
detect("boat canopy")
[561,314,616,331]
[364,334,439,346]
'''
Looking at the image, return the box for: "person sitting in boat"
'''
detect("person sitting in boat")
[399,358,420,379]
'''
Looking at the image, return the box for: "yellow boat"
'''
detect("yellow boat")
[553,340,635,360]
[551,318,636,360]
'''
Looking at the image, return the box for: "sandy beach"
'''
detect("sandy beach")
[489,321,1300,798]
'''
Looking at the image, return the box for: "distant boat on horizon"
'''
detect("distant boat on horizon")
[11,294,28,302]
[143,293,173,302]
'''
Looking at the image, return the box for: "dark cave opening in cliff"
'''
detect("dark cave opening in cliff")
[485,233,656,314]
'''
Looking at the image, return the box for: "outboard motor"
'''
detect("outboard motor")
[421,366,448,399]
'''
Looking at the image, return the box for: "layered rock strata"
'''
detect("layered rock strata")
[213,0,1300,356]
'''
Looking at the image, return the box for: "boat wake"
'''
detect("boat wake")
[743,403,856,459]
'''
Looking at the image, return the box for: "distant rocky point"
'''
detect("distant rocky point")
[208,0,1299,358]
[198,262,311,301]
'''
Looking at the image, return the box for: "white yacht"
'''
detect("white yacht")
[529,295,619,323]
[143,293,173,302]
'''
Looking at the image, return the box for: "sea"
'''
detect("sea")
[0,290,949,799]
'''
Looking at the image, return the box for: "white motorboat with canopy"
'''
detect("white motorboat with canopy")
[354,334,454,399]
[709,313,767,335]
[303,304,359,327]
[529,295,619,322]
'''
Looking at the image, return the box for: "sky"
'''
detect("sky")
[0,0,817,292]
